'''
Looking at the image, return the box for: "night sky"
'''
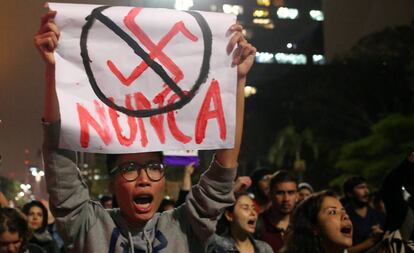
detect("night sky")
[1,0,413,183]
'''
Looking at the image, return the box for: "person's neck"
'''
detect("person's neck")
[321,241,344,253]
[121,212,147,230]
[231,228,254,253]
[269,207,290,230]
[352,200,368,217]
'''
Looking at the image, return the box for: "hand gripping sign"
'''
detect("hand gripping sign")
[49,3,237,153]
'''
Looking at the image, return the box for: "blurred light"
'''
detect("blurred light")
[277,7,299,19]
[309,10,324,21]
[210,5,218,12]
[18,192,25,197]
[94,175,100,180]
[253,18,271,25]
[244,86,257,97]
[255,51,274,63]
[287,43,292,49]
[20,184,31,192]
[275,53,307,65]
[222,4,243,16]
[252,18,274,29]
[257,0,270,6]
[312,54,326,65]
[38,171,45,177]
[253,9,269,18]
[174,0,193,11]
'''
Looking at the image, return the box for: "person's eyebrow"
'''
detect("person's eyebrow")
[322,206,338,210]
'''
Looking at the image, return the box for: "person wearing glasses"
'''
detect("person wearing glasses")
[35,10,256,253]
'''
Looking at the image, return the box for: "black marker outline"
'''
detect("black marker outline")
[80,6,212,117]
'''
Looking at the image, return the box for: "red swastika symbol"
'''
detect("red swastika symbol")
[107,7,199,87]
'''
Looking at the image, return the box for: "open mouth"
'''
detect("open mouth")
[340,225,352,236]
[133,194,154,212]
[247,219,256,226]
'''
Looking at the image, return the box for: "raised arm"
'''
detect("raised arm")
[34,10,60,123]
[35,11,98,246]
[215,24,256,168]
[179,25,256,246]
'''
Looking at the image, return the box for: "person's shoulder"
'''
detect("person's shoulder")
[206,234,235,252]
[254,239,274,253]
[27,243,46,253]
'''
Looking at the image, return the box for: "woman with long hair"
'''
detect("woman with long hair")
[283,190,353,253]
[207,192,273,253]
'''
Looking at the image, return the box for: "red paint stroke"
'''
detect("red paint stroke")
[195,79,226,144]
[134,92,166,146]
[108,95,137,146]
[107,7,198,86]
[167,93,192,144]
[77,101,112,148]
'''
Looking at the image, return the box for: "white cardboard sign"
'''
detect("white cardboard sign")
[49,3,237,153]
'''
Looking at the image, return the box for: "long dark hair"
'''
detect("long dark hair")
[22,200,49,232]
[283,190,337,253]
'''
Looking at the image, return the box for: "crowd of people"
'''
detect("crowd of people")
[0,9,413,253]
[2,152,413,253]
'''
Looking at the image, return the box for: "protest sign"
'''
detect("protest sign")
[49,3,237,153]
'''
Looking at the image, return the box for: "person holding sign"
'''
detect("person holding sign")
[35,9,255,253]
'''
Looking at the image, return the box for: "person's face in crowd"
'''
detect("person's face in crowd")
[102,200,113,209]
[27,206,43,230]
[0,231,22,253]
[316,196,353,251]
[226,195,258,235]
[258,174,272,196]
[298,188,312,202]
[352,183,370,204]
[112,152,165,227]
[271,181,298,215]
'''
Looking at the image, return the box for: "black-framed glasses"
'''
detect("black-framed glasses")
[110,161,165,182]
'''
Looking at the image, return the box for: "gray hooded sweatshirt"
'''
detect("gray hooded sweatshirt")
[43,121,236,253]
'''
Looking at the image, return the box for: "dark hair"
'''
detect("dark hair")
[0,207,30,249]
[343,176,366,196]
[269,170,298,192]
[216,191,252,235]
[99,195,112,204]
[106,152,164,174]
[22,200,49,232]
[283,190,338,253]
[249,167,273,205]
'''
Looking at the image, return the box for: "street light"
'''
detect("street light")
[29,166,45,183]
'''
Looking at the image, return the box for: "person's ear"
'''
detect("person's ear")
[224,210,234,222]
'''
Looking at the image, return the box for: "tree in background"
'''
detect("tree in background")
[267,124,318,181]
[331,114,414,190]
[243,22,414,189]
